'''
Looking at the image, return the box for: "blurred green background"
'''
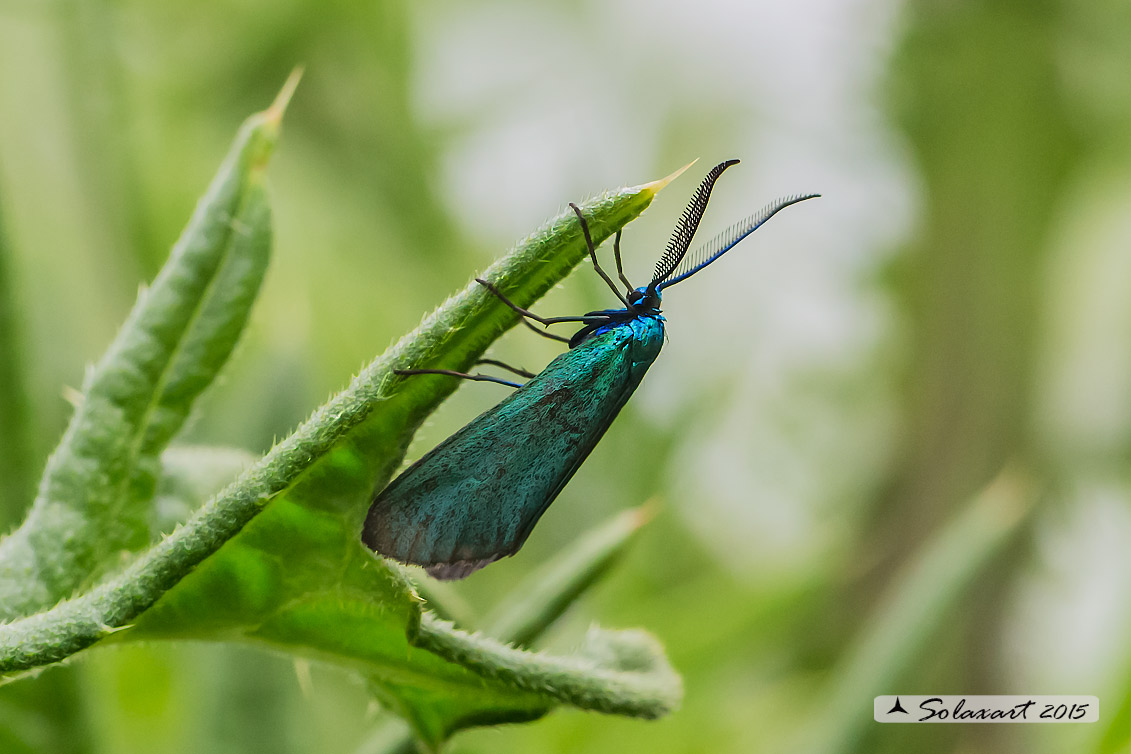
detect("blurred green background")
[2,0,1131,752]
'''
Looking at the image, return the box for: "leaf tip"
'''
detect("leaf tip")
[292,658,314,696]
[264,67,304,128]
[629,498,660,529]
[98,622,133,637]
[637,158,698,197]
[241,67,303,172]
[61,384,84,409]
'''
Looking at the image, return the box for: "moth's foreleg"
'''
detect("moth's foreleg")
[475,278,607,329]
[516,315,570,344]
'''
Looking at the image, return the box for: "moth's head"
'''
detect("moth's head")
[629,286,661,313]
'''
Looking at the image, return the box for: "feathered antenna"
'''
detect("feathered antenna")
[649,159,740,291]
[655,193,820,291]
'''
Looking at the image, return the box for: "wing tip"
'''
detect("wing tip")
[425,556,501,581]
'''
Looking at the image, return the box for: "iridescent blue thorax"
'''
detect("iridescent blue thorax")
[568,286,664,350]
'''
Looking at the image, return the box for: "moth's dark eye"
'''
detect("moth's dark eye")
[629,289,645,305]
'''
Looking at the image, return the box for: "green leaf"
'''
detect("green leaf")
[118,176,674,747]
[416,615,680,719]
[0,72,295,621]
[373,618,679,750]
[0,147,683,748]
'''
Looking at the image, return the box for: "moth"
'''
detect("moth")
[363,160,817,579]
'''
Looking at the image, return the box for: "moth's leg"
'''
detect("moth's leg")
[395,368,522,389]
[568,203,631,307]
[517,316,570,344]
[612,229,633,294]
[475,278,607,326]
[475,358,536,379]
[474,278,569,343]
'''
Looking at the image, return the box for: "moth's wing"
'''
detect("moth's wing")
[362,326,645,579]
